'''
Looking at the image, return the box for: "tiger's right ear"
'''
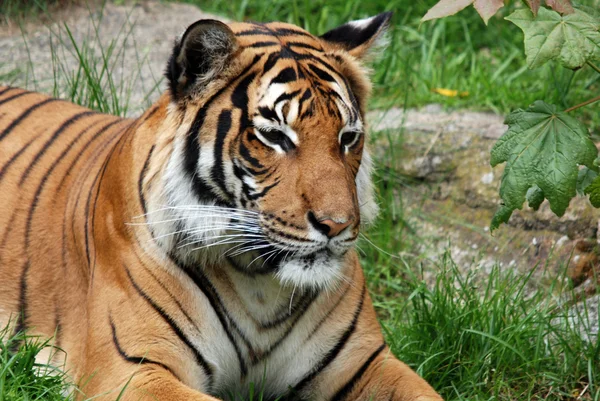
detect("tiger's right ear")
[166,20,238,100]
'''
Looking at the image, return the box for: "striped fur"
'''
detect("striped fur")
[0,14,442,401]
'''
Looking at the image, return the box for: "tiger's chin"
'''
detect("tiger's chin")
[274,250,347,290]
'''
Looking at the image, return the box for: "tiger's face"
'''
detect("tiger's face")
[157,14,390,289]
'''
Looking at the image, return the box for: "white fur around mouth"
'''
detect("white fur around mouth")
[275,250,345,289]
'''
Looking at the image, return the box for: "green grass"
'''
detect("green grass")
[0,325,71,401]
[1,1,600,400]
[364,255,599,400]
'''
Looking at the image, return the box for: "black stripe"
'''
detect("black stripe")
[231,72,257,111]
[109,315,179,379]
[305,280,352,342]
[0,90,30,108]
[330,343,386,401]
[262,53,279,75]
[12,261,31,339]
[246,180,278,200]
[288,284,367,398]
[287,42,323,51]
[139,145,155,215]
[311,58,340,78]
[297,89,312,116]
[24,119,105,246]
[236,29,272,37]
[239,140,264,169]
[0,137,36,180]
[211,110,234,201]
[125,266,215,386]
[173,256,250,374]
[0,98,56,142]
[0,87,15,97]
[0,212,17,264]
[274,89,302,105]
[252,291,319,364]
[55,118,123,192]
[271,67,297,84]
[259,290,317,330]
[137,256,204,337]
[246,41,279,48]
[275,28,313,37]
[258,106,279,122]
[308,64,336,82]
[19,111,96,186]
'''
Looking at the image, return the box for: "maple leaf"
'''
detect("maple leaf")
[490,101,597,231]
[506,7,600,70]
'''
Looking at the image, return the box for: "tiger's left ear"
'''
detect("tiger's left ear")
[166,19,239,100]
[320,12,393,59]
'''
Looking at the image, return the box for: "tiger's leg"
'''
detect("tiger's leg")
[79,366,221,401]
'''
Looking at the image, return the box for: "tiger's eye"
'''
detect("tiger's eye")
[340,130,360,148]
[256,128,296,151]
[259,129,285,143]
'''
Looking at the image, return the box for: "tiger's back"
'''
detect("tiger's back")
[0,86,130,368]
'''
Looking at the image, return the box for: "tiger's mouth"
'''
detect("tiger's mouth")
[235,242,346,289]
[274,249,345,288]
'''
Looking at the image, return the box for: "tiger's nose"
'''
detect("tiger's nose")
[308,212,353,238]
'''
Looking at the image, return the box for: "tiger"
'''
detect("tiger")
[0,12,443,401]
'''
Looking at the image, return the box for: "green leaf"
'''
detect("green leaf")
[490,101,597,231]
[505,7,600,69]
[584,176,600,207]
[526,185,544,210]
[577,167,598,195]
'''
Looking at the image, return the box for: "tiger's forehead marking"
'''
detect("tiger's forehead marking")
[230,21,324,50]
[230,22,363,139]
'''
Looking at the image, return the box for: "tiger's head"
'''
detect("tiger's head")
[151,14,391,289]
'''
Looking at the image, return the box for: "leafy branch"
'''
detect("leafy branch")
[421,0,600,232]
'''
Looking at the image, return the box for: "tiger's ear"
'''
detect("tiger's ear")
[320,12,393,59]
[167,19,238,99]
